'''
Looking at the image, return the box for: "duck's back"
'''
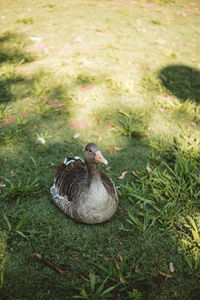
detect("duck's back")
[54,158,89,202]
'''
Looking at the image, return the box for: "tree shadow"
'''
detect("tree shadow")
[158,65,200,103]
[0,31,36,104]
[0,31,35,64]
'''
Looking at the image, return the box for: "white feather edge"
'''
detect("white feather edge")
[64,156,83,166]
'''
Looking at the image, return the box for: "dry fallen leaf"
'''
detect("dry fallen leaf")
[0,183,6,188]
[116,254,123,261]
[106,148,114,153]
[47,100,64,107]
[119,276,125,284]
[106,167,111,171]
[119,171,128,180]
[114,147,123,151]
[146,166,152,173]
[0,115,15,127]
[80,84,93,91]
[135,265,141,273]
[68,120,89,129]
[132,169,139,178]
[73,133,80,139]
[159,271,173,281]
[169,262,174,273]
[98,136,102,142]
[10,170,16,177]
[79,273,89,282]
[116,263,120,270]
[98,254,112,262]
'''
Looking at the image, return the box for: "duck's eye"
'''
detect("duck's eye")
[89,149,92,153]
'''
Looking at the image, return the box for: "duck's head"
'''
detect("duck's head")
[84,143,108,165]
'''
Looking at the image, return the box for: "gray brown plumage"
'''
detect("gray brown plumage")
[50,143,118,224]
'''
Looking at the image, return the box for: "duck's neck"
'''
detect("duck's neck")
[86,162,101,184]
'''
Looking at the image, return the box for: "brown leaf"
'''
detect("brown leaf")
[116,263,120,270]
[0,116,15,126]
[114,147,123,151]
[79,273,89,282]
[98,136,102,142]
[132,169,139,178]
[188,122,196,126]
[169,262,174,273]
[47,100,64,107]
[73,133,80,139]
[68,120,89,129]
[10,170,16,177]
[119,171,128,180]
[119,276,125,284]
[98,254,111,262]
[135,265,141,273]
[116,254,123,261]
[105,148,114,153]
[80,84,93,91]
[146,166,152,173]
[159,271,173,281]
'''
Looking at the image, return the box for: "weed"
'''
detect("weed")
[179,216,200,275]
[0,64,24,82]
[123,154,200,230]
[16,17,34,24]
[74,271,117,299]
[151,20,162,25]
[2,213,28,240]
[113,112,146,138]
[0,176,39,201]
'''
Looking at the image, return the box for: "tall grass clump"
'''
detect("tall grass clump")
[179,215,200,276]
[31,71,70,102]
[122,151,200,231]
[113,111,147,138]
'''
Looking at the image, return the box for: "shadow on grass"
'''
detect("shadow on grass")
[158,65,200,103]
[0,31,36,104]
[0,31,35,64]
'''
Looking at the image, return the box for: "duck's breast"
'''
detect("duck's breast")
[77,180,117,224]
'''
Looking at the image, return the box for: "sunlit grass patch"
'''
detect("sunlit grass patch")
[113,111,148,139]
[179,215,200,276]
[16,17,35,25]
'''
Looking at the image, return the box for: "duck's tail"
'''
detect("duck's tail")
[50,180,72,214]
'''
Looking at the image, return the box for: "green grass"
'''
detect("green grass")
[0,0,200,299]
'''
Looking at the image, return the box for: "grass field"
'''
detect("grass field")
[0,0,200,299]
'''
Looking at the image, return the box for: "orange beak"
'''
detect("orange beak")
[95,151,108,165]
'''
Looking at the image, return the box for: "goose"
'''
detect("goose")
[50,143,118,224]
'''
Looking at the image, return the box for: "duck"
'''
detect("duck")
[50,143,118,224]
